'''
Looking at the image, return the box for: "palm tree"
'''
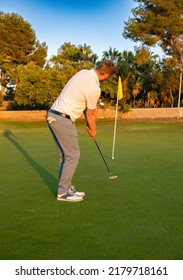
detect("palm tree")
[102,47,121,62]
[78,43,98,63]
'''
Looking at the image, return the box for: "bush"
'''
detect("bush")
[119,102,131,113]
[15,63,64,108]
[7,101,51,111]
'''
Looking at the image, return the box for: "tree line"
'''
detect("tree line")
[0,0,183,110]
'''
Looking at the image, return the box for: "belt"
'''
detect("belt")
[49,109,71,119]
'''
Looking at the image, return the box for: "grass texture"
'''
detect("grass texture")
[0,119,183,260]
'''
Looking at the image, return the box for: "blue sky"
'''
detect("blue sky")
[0,0,163,60]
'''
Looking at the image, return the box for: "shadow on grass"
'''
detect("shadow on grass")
[3,129,57,198]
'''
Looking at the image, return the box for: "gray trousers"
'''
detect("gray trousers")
[46,111,80,194]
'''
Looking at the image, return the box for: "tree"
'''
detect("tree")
[159,57,180,107]
[117,50,136,104]
[14,62,63,109]
[174,35,183,107]
[46,42,96,96]
[123,0,183,56]
[0,12,47,67]
[123,0,183,106]
[134,48,161,107]
[57,42,97,63]
[102,47,121,62]
[78,43,98,63]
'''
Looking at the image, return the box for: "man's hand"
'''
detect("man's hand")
[85,125,96,140]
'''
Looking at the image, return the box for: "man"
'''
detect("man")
[46,60,117,202]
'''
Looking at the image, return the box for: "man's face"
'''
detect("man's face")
[99,73,109,81]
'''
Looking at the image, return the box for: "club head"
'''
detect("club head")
[109,175,118,180]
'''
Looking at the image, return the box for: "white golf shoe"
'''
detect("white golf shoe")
[57,192,83,202]
[69,186,85,197]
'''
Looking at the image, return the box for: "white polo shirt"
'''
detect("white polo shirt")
[51,69,100,122]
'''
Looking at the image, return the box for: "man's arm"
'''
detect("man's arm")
[84,108,96,140]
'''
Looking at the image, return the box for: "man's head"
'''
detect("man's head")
[95,60,118,81]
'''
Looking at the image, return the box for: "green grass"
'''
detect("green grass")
[0,119,183,260]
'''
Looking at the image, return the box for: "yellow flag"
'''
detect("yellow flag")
[117,76,123,100]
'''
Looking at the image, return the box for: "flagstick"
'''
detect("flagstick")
[112,94,119,159]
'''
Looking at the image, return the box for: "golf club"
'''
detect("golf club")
[94,140,117,180]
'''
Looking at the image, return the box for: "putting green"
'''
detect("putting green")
[0,120,183,260]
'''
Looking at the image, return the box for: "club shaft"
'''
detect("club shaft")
[94,140,111,174]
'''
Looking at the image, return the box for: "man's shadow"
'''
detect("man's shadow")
[3,129,57,198]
